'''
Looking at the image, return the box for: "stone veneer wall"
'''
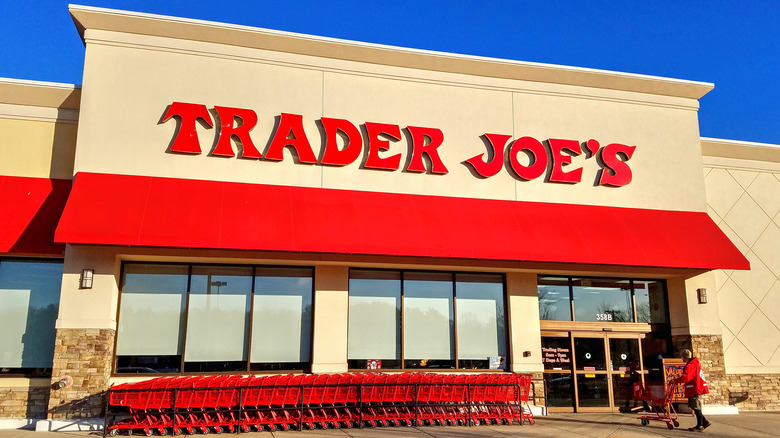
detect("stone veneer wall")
[47,328,115,419]
[672,334,727,405]
[0,385,50,418]
[725,374,780,410]
[530,372,545,407]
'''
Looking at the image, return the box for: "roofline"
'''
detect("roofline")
[69,4,714,100]
[702,137,780,163]
[0,77,81,110]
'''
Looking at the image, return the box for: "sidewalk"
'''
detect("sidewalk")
[3,413,780,438]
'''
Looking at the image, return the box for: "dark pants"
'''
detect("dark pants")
[689,395,709,427]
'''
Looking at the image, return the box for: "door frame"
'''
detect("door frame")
[542,329,646,413]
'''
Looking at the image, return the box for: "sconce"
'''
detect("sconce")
[80,269,94,289]
[697,288,707,304]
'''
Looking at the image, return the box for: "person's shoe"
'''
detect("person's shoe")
[688,426,704,432]
[702,421,712,430]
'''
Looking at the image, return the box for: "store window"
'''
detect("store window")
[347,270,506,370]
[633,280,668,324]
[250,267,312,371]
[116,264,187,373]
[184,266,252,372]
[116,263,312,374]
[537,276,668,324]
[538,277,571,321]
[0,260,63,376]
[572,278,632,323]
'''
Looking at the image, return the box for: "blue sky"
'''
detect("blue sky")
[2,1,778,145]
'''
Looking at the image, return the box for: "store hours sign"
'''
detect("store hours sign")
[163,102,636,187]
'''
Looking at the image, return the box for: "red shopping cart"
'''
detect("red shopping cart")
[635,380,680,430]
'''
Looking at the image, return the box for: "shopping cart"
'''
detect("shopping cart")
[635,380,680,430]
[106,372,536,435]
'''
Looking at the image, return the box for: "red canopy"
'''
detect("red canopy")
[54,172,749,270]
[0,176,71,255]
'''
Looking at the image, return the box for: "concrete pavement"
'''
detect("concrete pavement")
[2,413,779,438]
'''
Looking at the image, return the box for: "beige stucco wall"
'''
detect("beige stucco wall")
[311,266,349,373]
[0,80,80,180]
[702,138,780,374]
[71,23,711,213]
[506,273,544,373]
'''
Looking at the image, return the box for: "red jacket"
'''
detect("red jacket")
[675,357,709,398]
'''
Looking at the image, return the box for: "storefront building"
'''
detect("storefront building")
[1,5,778,427]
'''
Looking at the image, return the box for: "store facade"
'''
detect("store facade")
[2,4,778,427]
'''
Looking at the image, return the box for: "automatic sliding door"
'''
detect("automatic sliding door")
[573,336,610,410]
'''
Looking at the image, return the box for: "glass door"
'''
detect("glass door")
[573,336,610,411]
[609,336,642,413]
[572,333,644,412]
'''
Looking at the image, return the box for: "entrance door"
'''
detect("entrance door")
[572,333,642,412]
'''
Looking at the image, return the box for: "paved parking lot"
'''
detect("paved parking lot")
[3,412,780,438]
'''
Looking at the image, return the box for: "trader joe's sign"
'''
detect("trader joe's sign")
[163,102,636,187]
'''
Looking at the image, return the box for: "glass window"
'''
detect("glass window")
[538,277,571,321]
[572,278,632,322]
[347,269,506,370]
[250,267,312,371]
[609,338,640,372]
[116,264,188,373]
[116,263,313,374]
[574,337,606,371]
[404,272,455,369]
[642,332,672,381]
[634,280,668,324]
[456,273,506,369]
[542,337,572,371]
[544,373,574,408]
[576,374,610,408]
[184,266,252,372]
[347,270,401,370]
[0,260,63,376]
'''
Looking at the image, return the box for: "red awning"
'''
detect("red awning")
[0,176,71,255]
[55,172,749,270]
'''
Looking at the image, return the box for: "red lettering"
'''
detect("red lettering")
[162,102,213,154]
[599,143,636,187]
[364,122,402,171]
[464,134,510,178]
[320,118,363,166]
[508,137,548,181]
[406,126,448,174]
[212,106,261,158]
[265,113,317,164]
[548,138,583,184]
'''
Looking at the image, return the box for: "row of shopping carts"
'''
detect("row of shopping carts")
[105,372,534,435]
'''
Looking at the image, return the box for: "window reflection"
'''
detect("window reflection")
[184,266,252,373]
[0,260,63,376]
[538,277,571,321]
[250,267,313,371]
[348,270,401,370]
[572,278,632,322]
[404,272,455,369]
[116,263,313,374]
[574,337,606,371]
[116,264,188,373]
[347,270,507,370]
[456,273,506,369]
[634,281,668,324]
